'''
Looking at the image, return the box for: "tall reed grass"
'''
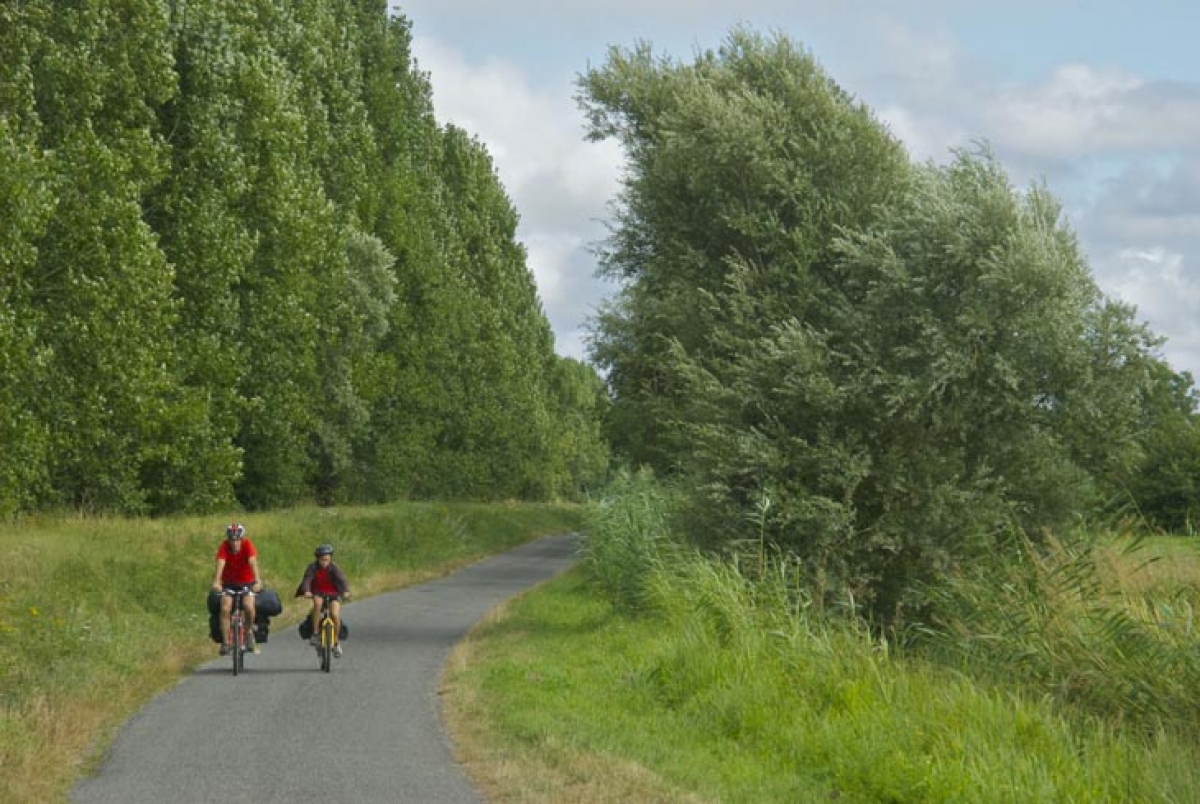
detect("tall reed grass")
[578,468,682,611]
[914,530,1200,739]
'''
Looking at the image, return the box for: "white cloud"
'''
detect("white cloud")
[985,65,1200,158]
[523,233,577,306]
[1108,248,1200,312]
[875,103,969,163]
[412,39,621,206]
[1099,247,1200,372]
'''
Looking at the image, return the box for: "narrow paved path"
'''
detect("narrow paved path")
[72,534,580,804]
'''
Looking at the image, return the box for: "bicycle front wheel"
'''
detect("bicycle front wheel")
[232,614,244,676]
[319,619,334,673]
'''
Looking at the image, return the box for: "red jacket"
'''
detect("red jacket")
[295,561,351,598]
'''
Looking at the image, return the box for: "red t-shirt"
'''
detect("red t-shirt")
[311,565,339,597]
[216,538,258,585]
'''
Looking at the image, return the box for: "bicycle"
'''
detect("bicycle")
[221,586,256,676]
[315,593,340,673]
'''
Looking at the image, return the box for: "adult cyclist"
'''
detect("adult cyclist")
[296,543,351,658]
[211,522,264,655]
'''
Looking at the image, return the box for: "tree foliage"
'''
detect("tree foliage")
[0,0,608,515]
[580,28,1170,618]
[1123,363,1200,532]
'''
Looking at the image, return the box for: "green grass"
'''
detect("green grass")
[446,566,1200,803]
[444,476,1200,803]
[0,501,582,804]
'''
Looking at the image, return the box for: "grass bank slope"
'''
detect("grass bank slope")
[445,565,1200,803]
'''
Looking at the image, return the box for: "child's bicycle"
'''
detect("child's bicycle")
[315,593,341,673]
[222,586,256,676]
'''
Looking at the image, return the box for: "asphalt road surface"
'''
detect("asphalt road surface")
[71,533,580,804]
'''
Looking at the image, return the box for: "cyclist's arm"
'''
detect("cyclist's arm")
[295,563,315,598]
[211,557,226,590]
[248,555,263,591]
[334,565,351,599]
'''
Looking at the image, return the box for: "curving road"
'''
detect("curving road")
[71,533,580,804]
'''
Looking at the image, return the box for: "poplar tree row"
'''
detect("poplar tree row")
[0,0,608,516]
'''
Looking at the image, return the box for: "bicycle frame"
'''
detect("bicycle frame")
[223,587,255,676]
[316,594,339,673]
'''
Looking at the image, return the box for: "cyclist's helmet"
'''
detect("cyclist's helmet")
[226,522,245,540]
[315,543,334,557]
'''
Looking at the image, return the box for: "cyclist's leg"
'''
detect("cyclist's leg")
[329,599,342,642]
[309,598,322,644]
[330,599,343,657]
[244,596,259,651]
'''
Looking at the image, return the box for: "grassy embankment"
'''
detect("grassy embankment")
[0,501,583,804]
[444,479,1200,803]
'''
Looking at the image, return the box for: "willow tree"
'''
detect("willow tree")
[581,29,909,470]
[581,28,1156,617]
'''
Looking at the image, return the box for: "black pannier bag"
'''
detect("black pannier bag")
[254,588,281,643]
[254,614,271,644]
[206,590,223,642]
[208,612,222,643]
[207,586,281,615]
[207,611,270,644]
[256,587,282,617]
[298,619,348,641]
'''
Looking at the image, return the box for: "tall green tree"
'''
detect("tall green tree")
[11,0,232,513]
[311,229,397,503]
[0,8,55,514]
[353,10,456,501]
[429,125,558,499]
[546,356,611,500]
[581,29,1158,617]
[581,29,909,470]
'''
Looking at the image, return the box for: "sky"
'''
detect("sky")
[390,0,1200,380]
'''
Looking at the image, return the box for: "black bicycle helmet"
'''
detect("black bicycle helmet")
[315,543,334,557]
[226,522,245,539]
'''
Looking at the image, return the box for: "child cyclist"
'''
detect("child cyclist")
[296,543,351,657]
